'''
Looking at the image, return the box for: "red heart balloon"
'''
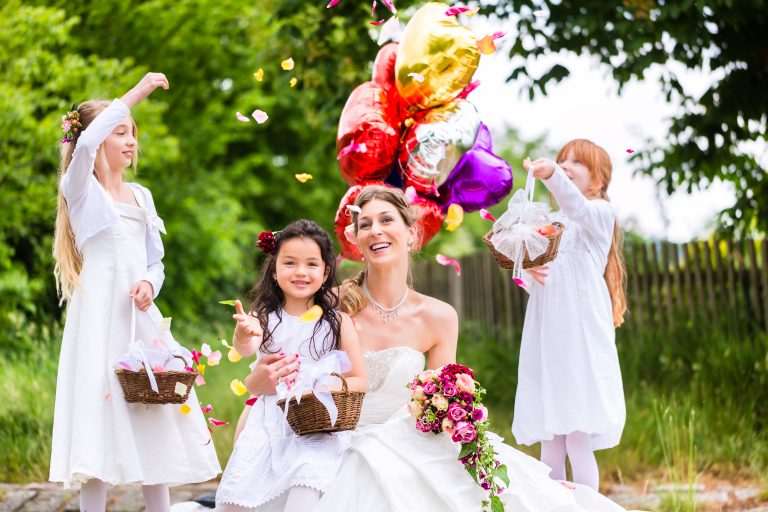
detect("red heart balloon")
[372,42,399,89]
[412,195,445,248]
[334,183,385,261]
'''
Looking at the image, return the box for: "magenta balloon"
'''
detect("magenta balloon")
[437,123,513,212]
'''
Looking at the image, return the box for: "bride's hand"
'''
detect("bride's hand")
[524,265,549,285]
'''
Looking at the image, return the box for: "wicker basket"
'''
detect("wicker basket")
[277,372,365,435]
[482,222,565,270]
[115,355,198,405]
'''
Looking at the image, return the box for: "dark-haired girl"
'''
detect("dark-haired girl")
[215,219,367,512]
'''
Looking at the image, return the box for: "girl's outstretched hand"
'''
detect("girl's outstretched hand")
[524,265,549,285]
[129,280,154,311]
[232,299,263,357]
[121,72,170,108]
[523,157,556,180]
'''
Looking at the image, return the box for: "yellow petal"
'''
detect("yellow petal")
[444,204,464,232]
[230,379,248,396]
[281,58,295,71]
[477,35,497,55]
[299,304,323,322]
[180,404,191,414]
[295,173,313,183]
[289,77,298,88]
[465,6,480,17]
[253,68,264,81]
[228,347,242,363]
[197,364,206,375]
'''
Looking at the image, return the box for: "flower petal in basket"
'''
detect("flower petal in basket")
[492,188,550,234]
[491,223,549,264]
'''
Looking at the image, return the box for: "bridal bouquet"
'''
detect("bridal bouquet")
[407,364,510,511]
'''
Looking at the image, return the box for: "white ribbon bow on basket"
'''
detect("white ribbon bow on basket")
[491,165,551,285]
[276,350,352,427]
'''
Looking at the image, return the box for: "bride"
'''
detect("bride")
[174,185,627,511]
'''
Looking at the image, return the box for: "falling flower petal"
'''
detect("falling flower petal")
[175,382,188,396]
[191,349,202,365]
[626,148,635,154]
[295,173,313,183]
[477,35,497,55]
[377,16,402,45]
[436,254,461,276]
[235,112,250,123]
[327,0,341,7]
[201,343,212,357]
[227,347,242,363]
[346,204,362,214]
[195,374,206,386]
[513,276,528,289]
[197,364,206,375]
[252,110,269,124]
[457,80,480,99]
[444,203,464,232]
[208,417,230,427]
[337,141,367,160]
[464,6,480,16]
[491,31,507,40]
[300,304,323,322]
[404,186,418,204]
[370,19,385,25]
[533,9,547,17]
[407,72,425,83]
[118,361,136,371]
[445,6,470,16]
[180,404,191,414]
[289,77,298,87]
[479,209,496,222]
[219,299,236,306]
[207,350,222,366]
[371,0,377,15]
[230,379,248,396]
[245,396,259,406]
[381,0,396,13]
[253,68,264,81]
[281,58,295,71]
[201,404,213,414]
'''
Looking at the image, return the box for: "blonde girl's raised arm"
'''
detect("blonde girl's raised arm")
[425,300,459,370]
[338,313,368,392]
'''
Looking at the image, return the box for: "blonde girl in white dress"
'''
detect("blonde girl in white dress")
[215,219,367,512]
[50,73,220,511]
[513,139,628,490]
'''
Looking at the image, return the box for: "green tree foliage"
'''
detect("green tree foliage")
[491,0,767,235]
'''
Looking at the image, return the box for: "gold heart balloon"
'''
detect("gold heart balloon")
[395,2,481,112]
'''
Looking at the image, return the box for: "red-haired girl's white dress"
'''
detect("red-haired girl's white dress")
[49,99,220,488]
[513,165,626,451]
[215,311,351,509]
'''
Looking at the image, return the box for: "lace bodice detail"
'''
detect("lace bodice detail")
[359,347,425,427]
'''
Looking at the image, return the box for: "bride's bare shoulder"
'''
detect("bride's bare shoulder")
[412,291,458,325]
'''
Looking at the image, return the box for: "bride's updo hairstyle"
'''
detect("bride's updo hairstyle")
[340,185,421,316]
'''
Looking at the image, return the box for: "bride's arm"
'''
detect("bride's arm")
[425,300,459,369]
[338,313,368,392]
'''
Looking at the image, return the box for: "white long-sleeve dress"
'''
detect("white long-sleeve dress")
[512,165,626,450]
[49,99,221,488]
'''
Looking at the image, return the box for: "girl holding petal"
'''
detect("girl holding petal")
[50,73,220,511]
[513,139,627,491]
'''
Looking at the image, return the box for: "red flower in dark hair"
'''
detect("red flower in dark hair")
[257,231,277,254]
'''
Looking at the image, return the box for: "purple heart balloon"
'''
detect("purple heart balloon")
[437,123,513,212]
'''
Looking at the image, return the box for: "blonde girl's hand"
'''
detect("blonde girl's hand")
[129,280,154,311]
[524,265,549,285]
[523,157,556,180]
[121,72,170,108]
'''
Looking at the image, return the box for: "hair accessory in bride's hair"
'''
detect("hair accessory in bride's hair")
[257,230,281,255]
[60,103,81,144]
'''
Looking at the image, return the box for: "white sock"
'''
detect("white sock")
[143,483,170,512]
[565,431,599,490]
[283,486,321,512]
[80,478,108,512]
[540,435,567,480]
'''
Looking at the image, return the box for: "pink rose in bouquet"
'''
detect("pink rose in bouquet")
[407,363,510,512]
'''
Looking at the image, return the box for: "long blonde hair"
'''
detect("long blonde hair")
[340,185,421,316]
[556,139,627,327]
[53,100,137,302]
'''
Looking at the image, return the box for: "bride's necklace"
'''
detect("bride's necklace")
[362,280,409,323]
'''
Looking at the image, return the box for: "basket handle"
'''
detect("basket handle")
[329,371,348,393]
[163,354,191,369]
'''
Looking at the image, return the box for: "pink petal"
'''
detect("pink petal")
[191,349,202,365]
[105,392,111,400]
[457,80,480,100]
[381,0,396,14]
[479,209,496,222]
[207,350,222,366]
[404,186,418,204]
[626,148,635,154]
[326,0,341,7]
[513,277,528,289]
[208,417,230,427]
[252,109,269,124]
[370,19,385,25]
[560,481,576,490]
[371,0,376,15]
[491,31,507,40]
[436,254,461,276]
[235,112,250,123]
[118,361,135,371]
[204,438,212,445]
[195,374,206,386]
[201,404,213,413]
[445,6,470,16]
[430,181,441,197]
[407,72,425,83]
[201,343,212,357]
[152,364,165,373]
[244,396,259,406]
[337,141,367,160]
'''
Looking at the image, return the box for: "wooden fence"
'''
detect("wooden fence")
[412,239,768,338]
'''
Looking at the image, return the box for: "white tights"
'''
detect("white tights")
[539,431,599,490]
[214,486,321,512]
[79,479,170,512]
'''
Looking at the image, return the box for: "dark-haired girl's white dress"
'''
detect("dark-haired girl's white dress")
[216,311,351,509]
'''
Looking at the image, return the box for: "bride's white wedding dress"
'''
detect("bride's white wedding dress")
[172,346,627,511]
